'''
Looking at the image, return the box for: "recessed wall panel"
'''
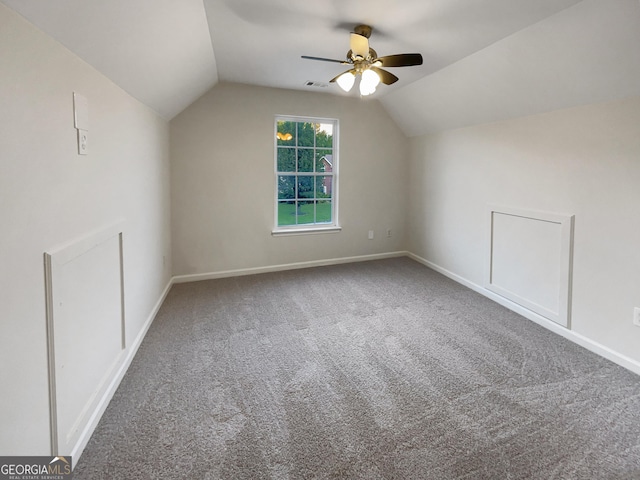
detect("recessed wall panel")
[486,206,573,327]
[44,222,125,455]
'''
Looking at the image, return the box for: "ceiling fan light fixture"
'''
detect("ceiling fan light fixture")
[302,24,423,98]
[336,71,355,92]
[359,68,380,96]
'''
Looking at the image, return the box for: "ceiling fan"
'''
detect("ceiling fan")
[302,24,423,96]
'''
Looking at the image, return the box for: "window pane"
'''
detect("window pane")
[315,150,333,172]
[297,176,314,199]
[316,200,332,223]
[278,175,295,200]
[297,149,314,172]
[278,201,296,226]
[297,122,315,147]
[316,176,332,198]
[277,148,295,172]
[277,121,295,145]
[316,123,333,148]
[275,117,337,231]
[296,201,315,224]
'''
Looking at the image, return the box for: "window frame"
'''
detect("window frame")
[272,115,341,236]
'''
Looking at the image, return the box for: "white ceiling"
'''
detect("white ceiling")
[381,0,640,135]
[202,0,580,96]
[3,0,640,134]
[1,0,217,120]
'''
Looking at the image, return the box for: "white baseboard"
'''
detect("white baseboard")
[70,277,174,464]
[407,252,640,377]
[172,251,409,284]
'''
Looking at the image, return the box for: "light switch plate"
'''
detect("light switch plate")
[73,92,89,130]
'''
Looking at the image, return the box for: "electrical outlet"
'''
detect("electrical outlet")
[634,307,640,327]
[368,230,374,240]
[77,129,88,155]
[386,229,392,238]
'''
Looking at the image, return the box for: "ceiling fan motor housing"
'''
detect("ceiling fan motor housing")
[353,24,373,39]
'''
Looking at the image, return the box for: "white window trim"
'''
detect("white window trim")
[271,226,342,237]
[272,115,340,235]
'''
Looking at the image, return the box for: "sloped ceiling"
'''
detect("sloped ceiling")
[1,0,218,120]
[381,0,640,136]
[2,0,640,135]
[202,0,580,97]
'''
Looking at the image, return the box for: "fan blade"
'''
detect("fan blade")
[370,67,398,85]
[301,55,349,64]
[329,69,356,83]
[350,33,369,58]
[376,53,423,67]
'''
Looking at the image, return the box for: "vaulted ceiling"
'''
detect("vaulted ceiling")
[3,0,640,136]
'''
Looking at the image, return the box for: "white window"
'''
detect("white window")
[273,116,339,234]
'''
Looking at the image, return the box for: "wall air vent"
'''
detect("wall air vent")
[305,81,329,88]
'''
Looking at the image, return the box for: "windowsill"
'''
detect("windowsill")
[271,226,342,237]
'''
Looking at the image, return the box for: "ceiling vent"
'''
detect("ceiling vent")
[305,81,329,88]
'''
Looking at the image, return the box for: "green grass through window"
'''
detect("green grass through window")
[278,202,332,226]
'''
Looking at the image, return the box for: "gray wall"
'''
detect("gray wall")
[170,82,409,276]
[407,96,640,365]
[0,4,172,455]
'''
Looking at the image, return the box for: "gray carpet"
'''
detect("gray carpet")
[74,257,640,479]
